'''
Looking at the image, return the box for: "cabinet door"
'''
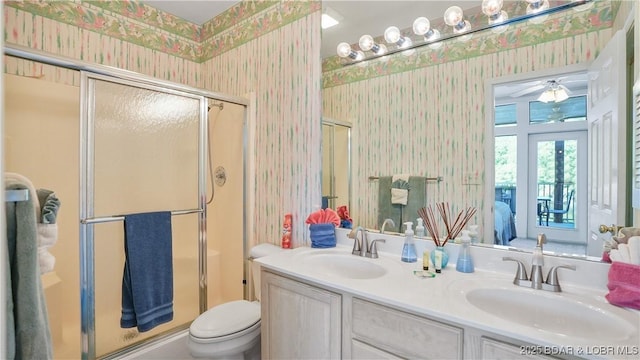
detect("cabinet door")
[261,271,341,359]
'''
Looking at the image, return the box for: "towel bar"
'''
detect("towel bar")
[369,176,443,182]
[81,208,203,224]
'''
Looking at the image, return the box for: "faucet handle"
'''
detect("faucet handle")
[351,235,361,256]
[366,239,385,259]
[545,264,576,291]
[503,257,529,283]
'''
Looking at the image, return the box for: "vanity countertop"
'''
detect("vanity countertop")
[257,242,640,359]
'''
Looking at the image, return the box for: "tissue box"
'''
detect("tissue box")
[605,261,640,310]
[309,223,336,248]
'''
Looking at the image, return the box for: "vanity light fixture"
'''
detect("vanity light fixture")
[444,6,472,42]
[336,42,364,61]
[334,0,594,65]
[537,81,569,103]
[384,26,412,49]
[384,26,414,56]
[525,0,550,24]
[412,17,443,49]
[358,35,387,55]
[481,0,509,34]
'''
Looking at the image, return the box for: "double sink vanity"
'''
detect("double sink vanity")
[257,228,640,359]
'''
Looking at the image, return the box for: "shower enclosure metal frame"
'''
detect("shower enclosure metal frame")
[3,44,250,360]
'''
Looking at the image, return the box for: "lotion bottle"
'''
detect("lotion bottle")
[416,218,425,237]
[401,222,417,263]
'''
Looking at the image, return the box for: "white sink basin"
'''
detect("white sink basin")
[465,287,637,342]
[299,251,387,280]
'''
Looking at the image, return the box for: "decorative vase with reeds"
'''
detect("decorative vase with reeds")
[418,202,477,270]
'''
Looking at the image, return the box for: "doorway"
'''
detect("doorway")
[490,69,589,255]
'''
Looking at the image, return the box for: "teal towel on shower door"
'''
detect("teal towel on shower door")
[121,211,174,332]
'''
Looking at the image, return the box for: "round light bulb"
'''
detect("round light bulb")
[358,35,375,52]
[375,43,388,55]
[401,38,415,56]
[336,42,352,58]
[412,17,431,35]
[425,29,443,49]
[453,20,471,34]
[481,0,504,16]
[444,6,464,26]
[489,10,509,33]
[384,26,401,44]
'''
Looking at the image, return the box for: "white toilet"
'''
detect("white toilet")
[188,243,283,359]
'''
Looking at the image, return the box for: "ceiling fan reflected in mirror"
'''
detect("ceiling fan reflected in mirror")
[508,76,580,102]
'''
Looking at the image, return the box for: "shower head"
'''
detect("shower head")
[207,102,224,112]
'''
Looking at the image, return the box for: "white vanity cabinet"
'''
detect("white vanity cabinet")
[260,270,342,359]
[261,269,561,360]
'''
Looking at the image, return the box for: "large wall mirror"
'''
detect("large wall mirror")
[321,0,636,260]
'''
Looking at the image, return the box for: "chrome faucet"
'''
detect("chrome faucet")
[503,233,576,292]
[380,218,396,234]
[530,234,546,289]
[351,226,369,257]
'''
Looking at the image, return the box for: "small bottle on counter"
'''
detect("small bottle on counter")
[281,213,292,249]
[416,218,425,237]
[422,250,430,270]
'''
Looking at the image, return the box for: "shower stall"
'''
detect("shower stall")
[3,45,249,359]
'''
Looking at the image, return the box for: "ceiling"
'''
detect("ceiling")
[141,1,588,99]
[142,1,238,25]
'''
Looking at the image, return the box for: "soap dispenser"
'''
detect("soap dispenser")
[401,222,417,263]
[455,230,474,273]
[416,218,425,237]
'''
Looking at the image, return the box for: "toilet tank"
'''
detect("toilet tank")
[249,243,283,301]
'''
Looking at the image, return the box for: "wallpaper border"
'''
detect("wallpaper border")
[4,0,320,63]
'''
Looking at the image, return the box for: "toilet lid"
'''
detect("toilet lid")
[190,300,260,339]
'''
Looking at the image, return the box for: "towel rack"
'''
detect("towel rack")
[5,189,29,202]
[369,176,443,182]
[80,208,203,224]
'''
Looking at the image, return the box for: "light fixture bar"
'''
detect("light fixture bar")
[340,0,593,66]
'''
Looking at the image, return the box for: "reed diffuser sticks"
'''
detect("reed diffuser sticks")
[418,202,477,247]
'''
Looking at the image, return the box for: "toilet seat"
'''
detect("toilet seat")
[189,300,260,342]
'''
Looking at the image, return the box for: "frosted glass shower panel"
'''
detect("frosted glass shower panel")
[92,79,200,215]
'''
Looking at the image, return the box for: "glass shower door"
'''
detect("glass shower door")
[86,76,203,357]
